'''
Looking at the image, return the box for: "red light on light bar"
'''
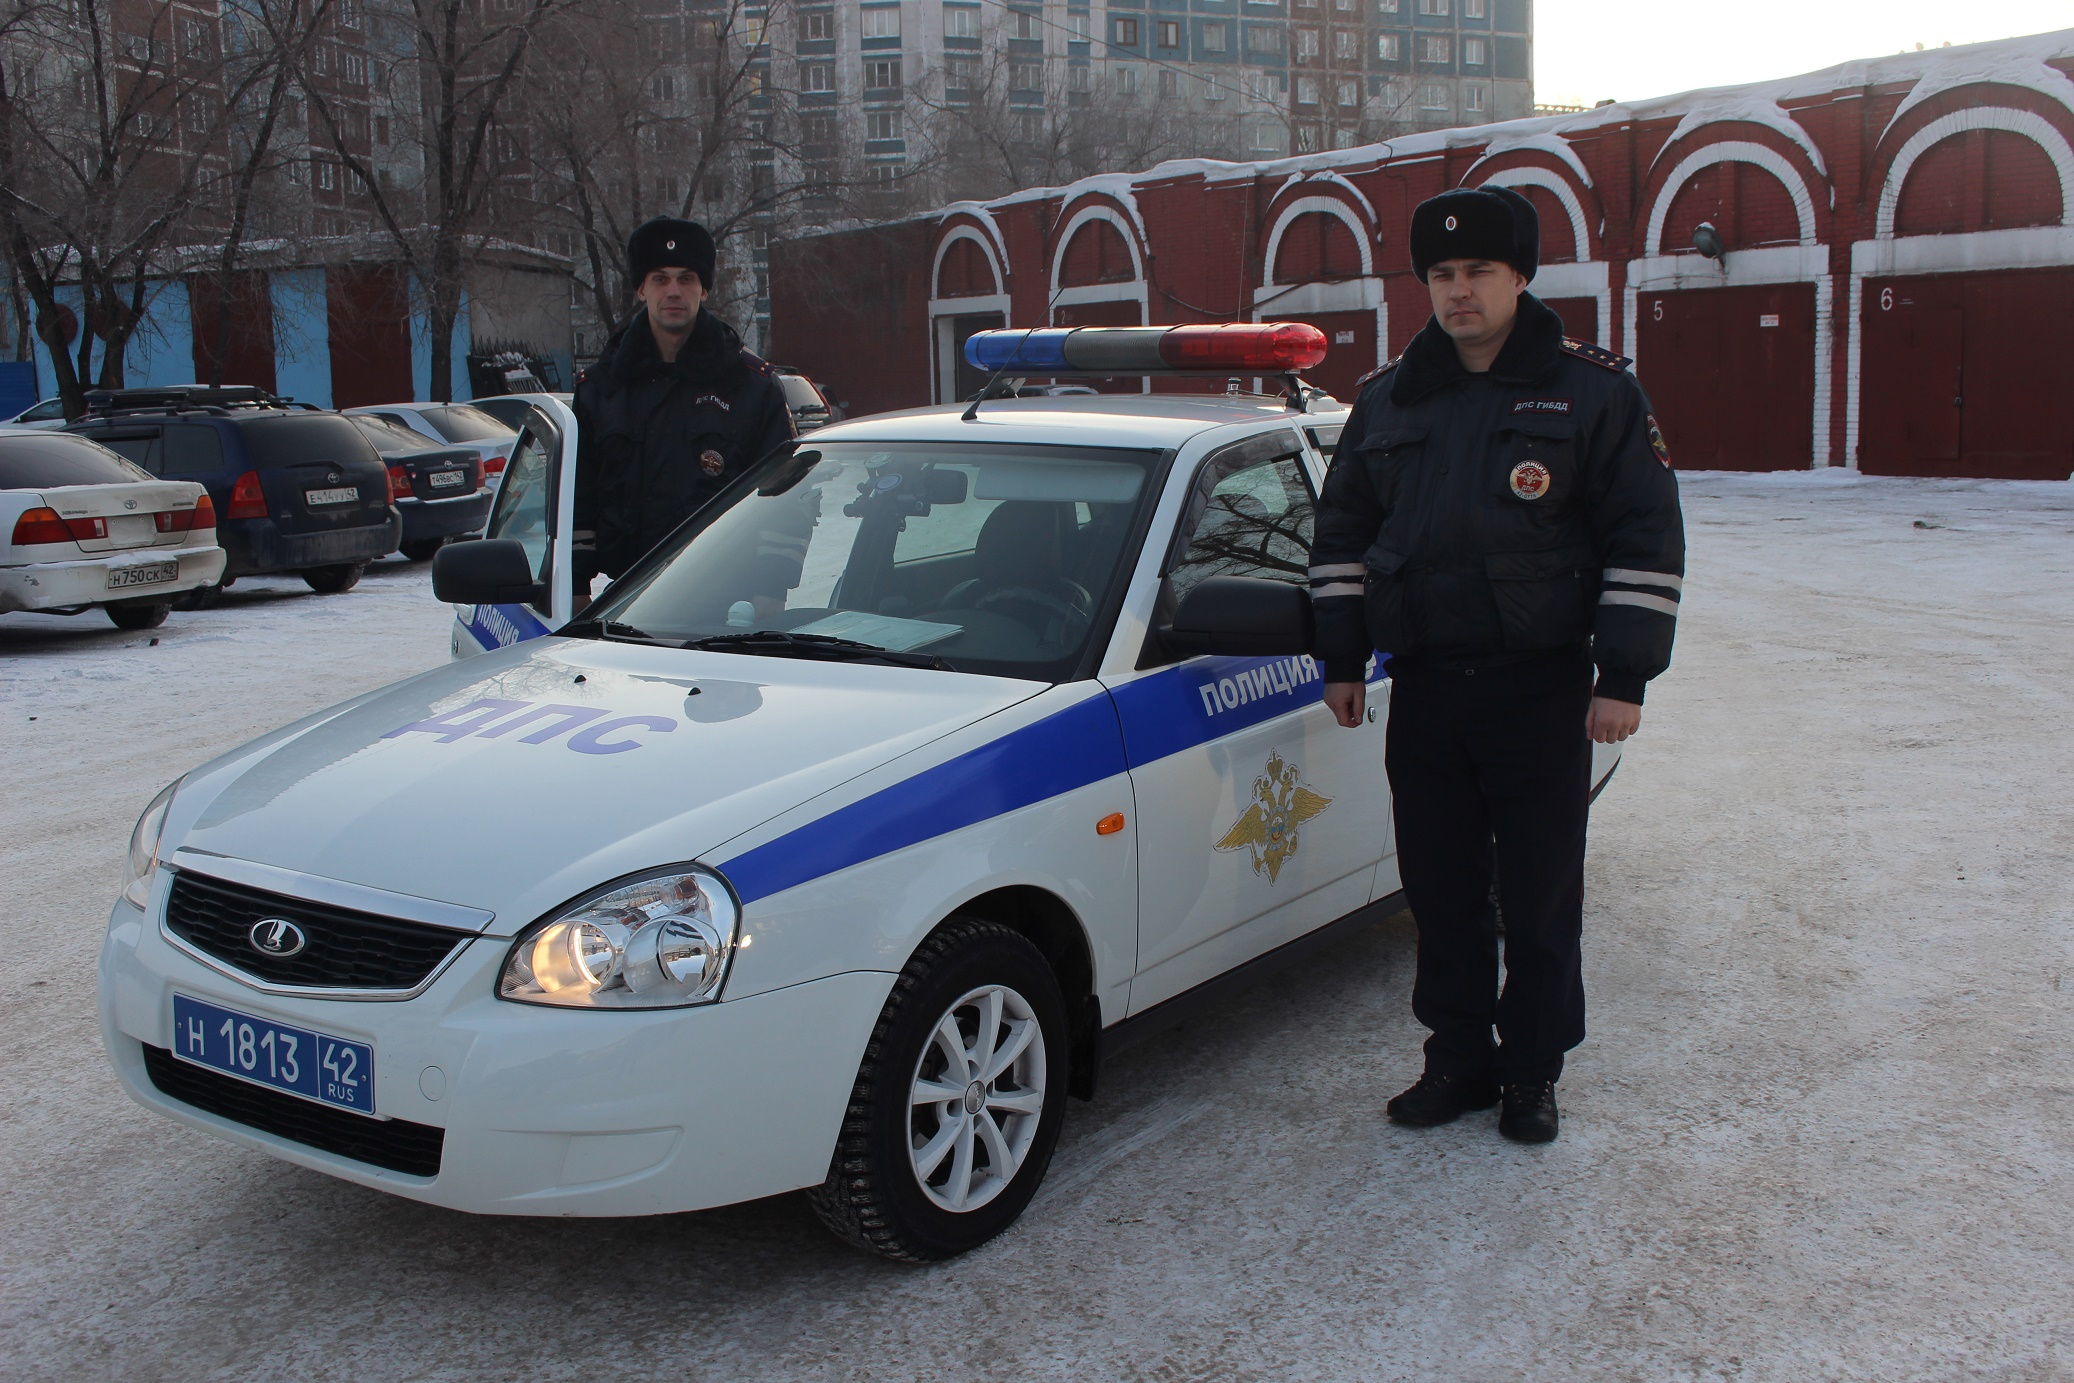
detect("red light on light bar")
[1160,323,1329,373]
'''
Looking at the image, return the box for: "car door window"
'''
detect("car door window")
[482,425,554,612]
[1167,449,1315,605]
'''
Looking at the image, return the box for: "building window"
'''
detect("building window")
[1333,29,1355,58]
[1295,75,1318,104]
[374,114,390,145]
[1337,77,1358,105]
[651,72,675,101]
[337,0,361,27]
[180,18,208,59]
[805,62,833,90]
[1295,28,1319,58]
[1463,0,1484,14]
[1419,35,1450,62]
[870,162,904,187]
[1158,66,1178,95]
[1376,32,1399,59]
[1115,65,1139,94]
[1066,12,1089,40]
[1417,0,1448,12]
[801,111,835,140]
[1464,81,1486,111]
[1112,16,1138,45]
[1245,25,1282,53]
[862,6,900,39]
[945,55,978,87]
[1463,36,1485,64]
[1203,74,1226,99]
[1157,20,1180,47]
[1010,60,1041,89]
[1202,20,1228,51]
[1377,0,1398,9]
[802,10,833,39]
[864,56,902,87]
[1419,81,1447,108]
[1068,64,1089,90]
[1012,9,1039,39]
[943,5,977,38]
[867,109,901,138]
[1249,121,1286,154]
[314,159,336,190]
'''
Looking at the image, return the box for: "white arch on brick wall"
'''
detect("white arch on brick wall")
[1259,194,1375,283]
[1048,203,1147,301]
[1873,106,2074,238]
[1644,140,1820,256]
[1468,165,1593,264]
[931,224,1005,299]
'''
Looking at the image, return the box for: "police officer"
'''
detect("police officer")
[573,217,795,590]
[1309,186,1685,1143]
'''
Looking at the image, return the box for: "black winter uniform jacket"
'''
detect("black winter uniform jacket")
[1309,292,1685,704]
[572,307,795,578]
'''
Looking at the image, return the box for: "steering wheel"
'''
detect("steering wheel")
[973,582,1091,643]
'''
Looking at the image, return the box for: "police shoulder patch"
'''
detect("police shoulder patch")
[738,349,775,376]
[1354,355,1402,389]
[1559,337,1633,373]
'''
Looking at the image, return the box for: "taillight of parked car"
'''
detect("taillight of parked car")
[12,507,79,544]
[387,463,412,499]
[227,470,268,520]
[154,493,217,533]
[483,449,507,476]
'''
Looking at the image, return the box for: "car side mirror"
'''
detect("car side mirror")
[433,538,545,606]
[1162,575,1315,657]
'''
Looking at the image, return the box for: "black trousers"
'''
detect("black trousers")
[1384,652,1595,1085]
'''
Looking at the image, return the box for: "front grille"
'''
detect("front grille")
[165,870,471,991]
[142,1044,443,1177]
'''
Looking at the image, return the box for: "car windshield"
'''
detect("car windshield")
[421,405,515,444]
[349,414,438,454]
[0,433,152,488]
[777,375,826,410]
[586,440,1162,681]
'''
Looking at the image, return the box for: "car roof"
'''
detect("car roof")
[810,392,1347,450]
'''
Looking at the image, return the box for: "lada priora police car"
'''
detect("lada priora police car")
[99,325,1620,1261]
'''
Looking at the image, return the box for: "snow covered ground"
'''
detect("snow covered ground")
[3,474,2071,1380]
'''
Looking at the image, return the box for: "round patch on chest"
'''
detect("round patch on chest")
[699,448,726,477]
[1509,460,1551,500]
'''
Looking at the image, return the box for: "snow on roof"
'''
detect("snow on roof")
[910,28,2074,226]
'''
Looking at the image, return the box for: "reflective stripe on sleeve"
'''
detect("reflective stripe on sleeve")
[1599,590,1679,617]
[1309,582,1364,599]
[1603,568,1682,593]
[1307,562,1365,579]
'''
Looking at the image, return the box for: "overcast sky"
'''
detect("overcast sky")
[1533,1,2074,109]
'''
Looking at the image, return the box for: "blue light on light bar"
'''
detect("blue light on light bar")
[964,329,1074,372]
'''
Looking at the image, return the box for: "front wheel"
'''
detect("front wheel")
[301,562,365,594]
[808,918,1068,1261]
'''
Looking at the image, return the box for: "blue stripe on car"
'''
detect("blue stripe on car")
[465,602,551,650]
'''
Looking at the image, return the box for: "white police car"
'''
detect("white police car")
[99,325,1619,1261]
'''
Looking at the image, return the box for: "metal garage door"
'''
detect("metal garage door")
[1634,283,1815,471]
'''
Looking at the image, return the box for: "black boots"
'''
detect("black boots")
[1385,1072,1502,1126]
[1387,1073,1562,1142]
[1498,1081,1560,1143]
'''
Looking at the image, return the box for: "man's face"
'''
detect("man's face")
[636,266,706,332]
[1425,258,1527,348]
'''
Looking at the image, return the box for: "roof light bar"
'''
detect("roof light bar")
[964,322,1329,376]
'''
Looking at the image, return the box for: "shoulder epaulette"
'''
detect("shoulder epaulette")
[738,349,774,377]
[1354,355,1402,389]
[1560,337,1632,373]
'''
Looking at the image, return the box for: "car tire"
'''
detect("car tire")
[174,579,226,610]
[399,538,446,563]
[301,563,365,594]
[808,918,1069,1262]
[105,602,170,630]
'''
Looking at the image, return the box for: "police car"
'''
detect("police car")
[98,324,1619,1261]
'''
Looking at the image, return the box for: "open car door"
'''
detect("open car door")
[448,395,579,659]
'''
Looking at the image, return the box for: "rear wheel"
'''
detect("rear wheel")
[301,563,365,594]
[106,602,170,630]
[399,537,446,562]
[808,918,1067,1262]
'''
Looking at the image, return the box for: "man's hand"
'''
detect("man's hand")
[1586,696,1642,744]
[1324,681,1366,729]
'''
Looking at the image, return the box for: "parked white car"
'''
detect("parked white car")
[7,397,69,428]
[99,326,1619,1261]
[1,426,224,629]
[342,403,519,485]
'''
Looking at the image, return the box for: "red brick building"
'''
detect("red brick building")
[770,30,2074,478]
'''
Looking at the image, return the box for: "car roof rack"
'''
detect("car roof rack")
[81,384,321,419]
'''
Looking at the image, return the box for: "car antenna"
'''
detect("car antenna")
[961,326,1038,422]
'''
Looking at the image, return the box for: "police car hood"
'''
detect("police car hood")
[167,637,1043,936]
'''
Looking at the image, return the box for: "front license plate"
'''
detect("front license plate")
[107,560,180,589]
[305,486,359,506]
[427,470,464,490]
[171,993,375,1114]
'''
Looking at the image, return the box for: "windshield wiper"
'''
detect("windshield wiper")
[684,630,950,670]
[563,618,670,645]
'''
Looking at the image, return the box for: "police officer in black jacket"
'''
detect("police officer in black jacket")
[1310,186,1685,1143]
[573,218,795,588]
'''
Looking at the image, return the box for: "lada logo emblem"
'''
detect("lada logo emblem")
[249,918,307,958]
[1215,751,1333,883]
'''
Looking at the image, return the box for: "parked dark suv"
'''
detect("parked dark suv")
[67,386,399,594]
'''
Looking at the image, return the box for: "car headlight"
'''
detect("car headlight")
[498,865,740,1009]
[121,781,179,910]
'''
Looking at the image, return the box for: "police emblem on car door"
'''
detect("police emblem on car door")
[1214,751,1332,881]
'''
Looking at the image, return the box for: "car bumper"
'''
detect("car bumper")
[220,514,401,576]
[398,492,493,544]
[0,543,225,613]
[98,890,892,1216]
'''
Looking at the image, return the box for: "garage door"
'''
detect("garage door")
[1274,310,1377,405]
[1635,283,1815,471]
[1859,269,2074,479]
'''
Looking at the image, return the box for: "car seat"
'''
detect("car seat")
[939,500,1093,642]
